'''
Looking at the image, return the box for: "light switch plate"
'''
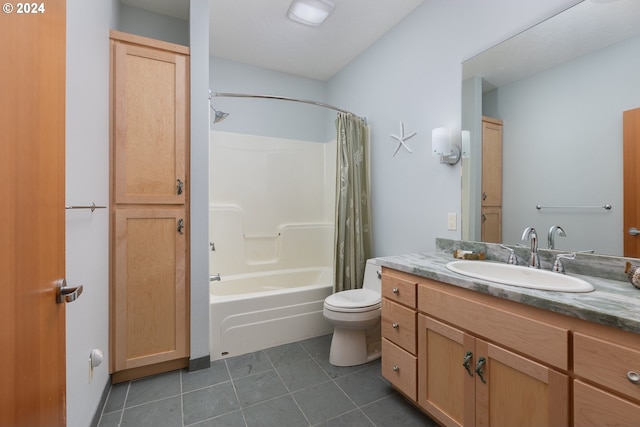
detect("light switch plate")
[447,213,457,231]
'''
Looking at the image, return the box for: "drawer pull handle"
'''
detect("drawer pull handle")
[393,365,399,372]
[392,323,398,329]
[475,357,487,384]
[628,371,640,384]
[392,287,399,294]
[463,351,474,377]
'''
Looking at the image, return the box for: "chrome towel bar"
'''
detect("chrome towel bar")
[536,204,611,211]
[65,202,106,212]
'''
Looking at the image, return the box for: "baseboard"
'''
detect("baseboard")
[188,355,211,371]
[89,378,111,427]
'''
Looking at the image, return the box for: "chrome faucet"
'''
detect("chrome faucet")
[521,227,540,268]
[548,225,566,250]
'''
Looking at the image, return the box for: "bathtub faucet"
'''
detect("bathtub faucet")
[210,273,221,282]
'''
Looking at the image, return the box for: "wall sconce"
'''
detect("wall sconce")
[432,127,461,165]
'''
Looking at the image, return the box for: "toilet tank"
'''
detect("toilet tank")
[362,258,381,294]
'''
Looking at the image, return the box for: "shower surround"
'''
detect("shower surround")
[209,131,336,359]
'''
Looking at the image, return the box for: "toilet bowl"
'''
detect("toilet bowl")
[323,259,382,366]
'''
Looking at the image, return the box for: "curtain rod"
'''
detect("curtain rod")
[211,91,365,121]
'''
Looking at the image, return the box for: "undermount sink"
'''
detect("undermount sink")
[445,260,594,293]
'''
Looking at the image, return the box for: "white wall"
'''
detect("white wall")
[65,1,118,426]
[189,0,211,365]
[483,35,640,255]
[326,0,580,257]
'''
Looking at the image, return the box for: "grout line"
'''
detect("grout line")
[179,368,184,427]
[224,358,249,427]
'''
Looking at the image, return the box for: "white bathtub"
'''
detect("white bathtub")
[209,267,334,361]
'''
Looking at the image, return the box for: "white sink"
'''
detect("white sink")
[445,260,594,293]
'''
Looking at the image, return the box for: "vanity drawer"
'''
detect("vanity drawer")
[574,333,640,402]
[574,380,640,426]
[381,270,417,308]
[382,338,417,401]
[382,299,417,354]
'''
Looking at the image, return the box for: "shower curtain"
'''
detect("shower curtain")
[334,112,372,292]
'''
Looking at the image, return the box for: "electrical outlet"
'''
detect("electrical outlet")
[447,213,457,231]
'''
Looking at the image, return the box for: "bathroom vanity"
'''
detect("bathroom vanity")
[379,248,640,427]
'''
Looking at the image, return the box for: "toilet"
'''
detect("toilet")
[323,258,382,366]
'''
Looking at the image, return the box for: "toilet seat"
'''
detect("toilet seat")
[324,289,381,313]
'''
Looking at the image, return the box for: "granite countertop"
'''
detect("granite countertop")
[376,251,640,335]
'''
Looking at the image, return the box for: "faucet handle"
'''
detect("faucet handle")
[552,253,576,273]
[499,245,517,265]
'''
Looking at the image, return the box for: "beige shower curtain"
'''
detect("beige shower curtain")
[334,112,372,292]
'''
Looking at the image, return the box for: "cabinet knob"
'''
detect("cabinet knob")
[628,371,640,384]
[392,323,398,329]
[392,287,399,294]
[392,365,399,372]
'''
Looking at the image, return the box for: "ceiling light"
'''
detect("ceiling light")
[287,0,335,27]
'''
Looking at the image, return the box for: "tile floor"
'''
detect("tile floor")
[97,334,437,427]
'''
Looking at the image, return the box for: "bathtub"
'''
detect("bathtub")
[209,267,334,361]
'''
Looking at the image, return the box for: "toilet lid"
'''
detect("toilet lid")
[324,289,381,311]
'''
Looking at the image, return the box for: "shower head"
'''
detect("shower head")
[210,105,229,123]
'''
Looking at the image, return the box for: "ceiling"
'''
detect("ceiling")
[120,0,424,81]
[463,0,640,91]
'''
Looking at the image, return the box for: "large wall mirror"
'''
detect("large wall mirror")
[461,0,640,256]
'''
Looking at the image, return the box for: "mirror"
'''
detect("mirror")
[461,0,640,256]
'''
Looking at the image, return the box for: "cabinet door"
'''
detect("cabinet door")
[113,208,188,371]
[112,39,188,204]
[574,380,640,427]
[418,315,475,427]
[474,340,569,427]
[481,206,502,243]
[481,117,502,207]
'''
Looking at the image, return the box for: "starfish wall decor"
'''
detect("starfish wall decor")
[389,121,417,157]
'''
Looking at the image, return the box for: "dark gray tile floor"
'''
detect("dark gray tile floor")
[97,334,437,427]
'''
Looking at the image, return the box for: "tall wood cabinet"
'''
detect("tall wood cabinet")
[109,31,190,382]
[481,117,503,243]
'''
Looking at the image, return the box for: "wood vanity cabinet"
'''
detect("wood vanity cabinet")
[109,31,190,382]
[417,277,569,427]
[381,270,418,401]
[381,266,640,426]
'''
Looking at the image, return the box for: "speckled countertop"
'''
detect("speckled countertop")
[376,240,640,335]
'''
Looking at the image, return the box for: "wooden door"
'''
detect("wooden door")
[474,340,569,427]
[418,315,475,427]
[481,207,502,243]
[113,209,188,373]
[112,34,188,205]
[0,2,67,426]
[623,108,640,257]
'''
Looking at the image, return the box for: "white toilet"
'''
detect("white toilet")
[323,258,382,366]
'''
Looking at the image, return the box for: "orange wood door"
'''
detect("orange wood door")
[112,35,188,205]
[0,2,67,426]
[623,108,640,257]
[113,208,188,372]
[474,340,569,427]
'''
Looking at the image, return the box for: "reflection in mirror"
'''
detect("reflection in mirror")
[461,0,640,256]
